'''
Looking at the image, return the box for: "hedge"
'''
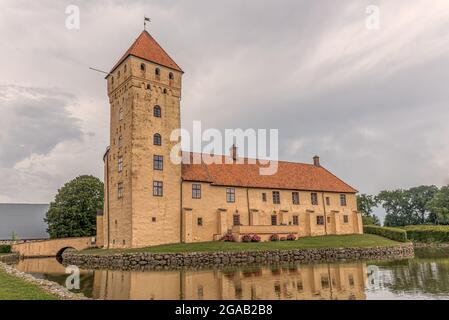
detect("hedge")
[363,225,408,242]
[0,245,11,253]
[403,225,449,243]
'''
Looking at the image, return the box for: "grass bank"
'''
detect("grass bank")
[80,234,403,255]
[0,269,57,300]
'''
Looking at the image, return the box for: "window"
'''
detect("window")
[153,181,163,197]
[316,215,325,225]
[327,216,331,224]
[343,215,349,223]
[169,72,174,80]
[154,105,161,118]
[153,133,162,146]
[119,108,123,121]
[273,191,280,204]
[118,156,123,172]
[197,217,203,226]
[262,193,267,202]
[326,197,331,206]
[311,193,318,205]
[340,194,347,206]
[146,84,151,90]
[163,88,168,94]
[152,217,157,223]
[118,136,123,148]
[226,188,235,203]
[292,192,300,205]
[153,155,163,171]
[140,63,146,71]
[293,215,299,226]
[192,184,201,199]
[118,183,124,199]
[155,68,160,76]
[233,214,241,226]
[271,215,278,226]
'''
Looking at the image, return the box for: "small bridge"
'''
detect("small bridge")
[12,237,95,258]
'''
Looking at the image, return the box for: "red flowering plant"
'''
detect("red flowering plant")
[221,230,236,242]
[287,234,297,241]
[241,234,252,243]
[251,234,261,242]
[269,234,280,242]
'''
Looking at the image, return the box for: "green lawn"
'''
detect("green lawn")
[81,234,403,255]
[0,270,57,300]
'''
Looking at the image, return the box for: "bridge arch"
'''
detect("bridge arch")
[11,237,95,258]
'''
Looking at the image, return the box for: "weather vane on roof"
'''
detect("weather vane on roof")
[144,17,151,31]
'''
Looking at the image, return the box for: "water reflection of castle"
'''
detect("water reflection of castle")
[92,263,367,300]
[15,259,367,300]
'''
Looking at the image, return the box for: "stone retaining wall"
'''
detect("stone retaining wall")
[63,243,414,271]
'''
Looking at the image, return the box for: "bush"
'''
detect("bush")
[251,234,261,242]
[241,234,252,243]
[403,225,449,243]
[220,230,236,242]
[280,237,287,241]
[363,225,408,242]
[0,245,11,253]
[287,234,297,241]
[269,234,279,242]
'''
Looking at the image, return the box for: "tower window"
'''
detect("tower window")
[226,188,235,203]
[192,184,201,199]
[311,193,318,205]
[119,108,123,121]
[140,63,146,71]
[153,181,163,197]
[146,84,151,90]
[152,217,157,223]
[118,136,123,148]
[272,191,281,204]
[118,183,124,199]
[155,68,160,76]
[154,105,161,118]
[169,72,174,80]
[153,155,163,171]
[197,217,203,226]
[163,88,168,94]
[153,133,162,146]
[262,193,267,202]
[118,156,123,172]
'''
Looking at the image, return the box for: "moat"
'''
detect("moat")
[11,247,449,300]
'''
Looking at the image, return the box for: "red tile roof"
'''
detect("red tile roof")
[110,30,183,74]
[181,153,357,193]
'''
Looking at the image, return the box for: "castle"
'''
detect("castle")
[96,30,362,249]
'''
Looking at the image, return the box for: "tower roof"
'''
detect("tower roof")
[109,30,183,74]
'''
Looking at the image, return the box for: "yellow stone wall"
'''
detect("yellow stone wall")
[182,182,362,243]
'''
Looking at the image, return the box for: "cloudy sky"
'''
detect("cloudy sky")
[1,1,449,220]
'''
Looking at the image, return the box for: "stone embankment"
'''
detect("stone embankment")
[0,253,19,264]
[63,243,414,271]
[0,261,89,300]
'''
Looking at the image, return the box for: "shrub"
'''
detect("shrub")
[280,237,287,241]
[403,225,449,243]
[220,230,236,242]
[363,225,408,242]
[251,234,261,242]
[241,234,252,243]
[269,234,279,242]
[287,234,297,241]
[0,245,11,253]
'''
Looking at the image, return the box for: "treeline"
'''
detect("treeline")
[358,185,449,227]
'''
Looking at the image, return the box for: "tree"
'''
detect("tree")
[427,186,449,225]
[45,175,104,239]
[408,185,438,224]
[357,194,380,226]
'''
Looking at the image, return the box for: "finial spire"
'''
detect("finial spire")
[144,17,151,31]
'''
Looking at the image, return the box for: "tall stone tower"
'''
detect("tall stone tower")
[102,30,183,249]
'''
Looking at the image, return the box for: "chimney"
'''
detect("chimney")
[230,144,238,161]
[313,155,320,167]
